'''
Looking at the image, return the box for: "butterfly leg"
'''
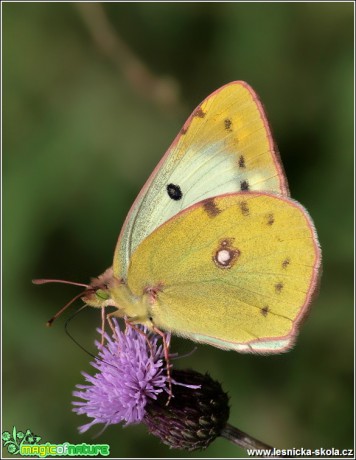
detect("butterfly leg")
[100,306,106,346]
[105,310,120,343]
[124,319,155,358]
[124,319,173,404]
[152,325,173,405]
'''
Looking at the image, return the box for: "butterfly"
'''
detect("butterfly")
[37,81,321,354]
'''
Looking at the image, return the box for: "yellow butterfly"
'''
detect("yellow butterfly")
[42,82,321,354]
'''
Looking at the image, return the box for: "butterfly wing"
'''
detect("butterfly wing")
[126,193,321,353]
[114,82,289,279]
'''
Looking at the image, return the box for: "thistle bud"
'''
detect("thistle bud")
[144,369,230,451]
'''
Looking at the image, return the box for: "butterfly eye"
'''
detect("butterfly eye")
[96,289,110,300]
[166,183,183,201]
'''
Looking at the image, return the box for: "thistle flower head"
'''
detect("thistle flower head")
[73,321,169,432]
[73,320,230,451]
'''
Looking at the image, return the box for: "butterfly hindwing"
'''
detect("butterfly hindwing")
[126,192,320,353]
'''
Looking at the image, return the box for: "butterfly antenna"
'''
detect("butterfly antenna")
[45,290,90,327]
[32,278,91,326]
[32,278,89,288]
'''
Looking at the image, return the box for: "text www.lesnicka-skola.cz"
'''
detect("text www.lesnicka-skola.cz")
[247,447,354,457]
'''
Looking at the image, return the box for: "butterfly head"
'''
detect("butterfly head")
[33,267,121,326]
[85,269,152,326]
[33,266,150,327]
[82,267,118,308]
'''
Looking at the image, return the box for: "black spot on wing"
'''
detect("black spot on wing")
[240,180,249,191]
[167,184,183,201]
[238,155,245,168]
[224,118,232,131]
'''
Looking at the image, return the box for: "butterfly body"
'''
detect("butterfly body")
[82,81,321,354]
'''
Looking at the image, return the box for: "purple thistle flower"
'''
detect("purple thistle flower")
[72,320,169,433]
[72,320,272,453]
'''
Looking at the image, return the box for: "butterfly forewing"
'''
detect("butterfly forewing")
[113,81,289,279]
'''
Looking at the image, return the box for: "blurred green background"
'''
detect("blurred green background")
[3,2,354,458]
